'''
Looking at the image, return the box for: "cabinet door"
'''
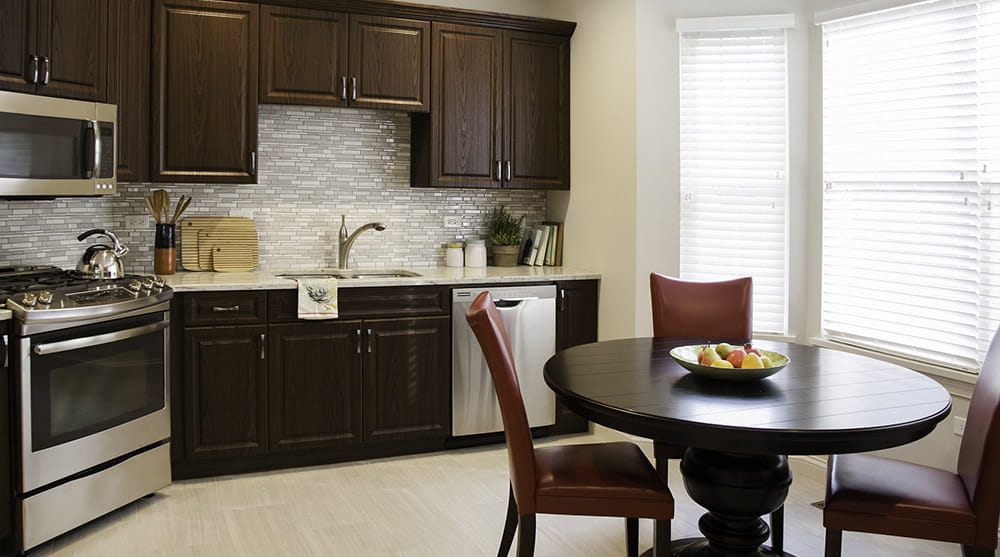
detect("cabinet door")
[0,326,11,548]
[416,23,502,189]
[152,0,258,183]
[0,0,36,94]
[363,316,450,443]
[348,15,430,112]
[184,325,268,459]
[504,31,569,190]
[109,0,150,182]
[260,5,347,107]
[268,321,363,452]
[36,0,108,101]
[554,281,598,432]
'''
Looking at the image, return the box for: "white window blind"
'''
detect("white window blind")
[679,26,790,335]
[821,0,1000,372]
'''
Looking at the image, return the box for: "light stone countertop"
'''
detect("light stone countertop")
[0,309,10,321]
[160,266,601,292]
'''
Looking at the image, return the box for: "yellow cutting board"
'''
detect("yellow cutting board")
[180,217,257,271]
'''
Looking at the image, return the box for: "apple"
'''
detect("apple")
[726,349,746,368]
[744,343,761,356]
[699,346,722,365]
[711,360,734,368]
[742,353,764,369]
[715,343,734,358]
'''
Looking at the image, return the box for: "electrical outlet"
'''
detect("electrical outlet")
[955,416,966,436]
[126,215,149,229]
[444,216,462,228]
[230,208,254,219]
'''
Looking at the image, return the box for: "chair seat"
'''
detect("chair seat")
[826,453,974,526]
[534,442,674,519]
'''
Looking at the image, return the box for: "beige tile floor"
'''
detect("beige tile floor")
[33,428,961,556]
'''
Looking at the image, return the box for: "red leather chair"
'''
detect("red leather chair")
[648,273,787,550]
[466,291,674,557]
[823,328,1000,557]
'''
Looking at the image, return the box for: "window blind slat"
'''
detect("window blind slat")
[679,28,789,335]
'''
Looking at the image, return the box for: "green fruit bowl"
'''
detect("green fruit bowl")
[668,345,790,381]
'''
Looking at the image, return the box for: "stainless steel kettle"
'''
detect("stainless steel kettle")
[75,229,128,279]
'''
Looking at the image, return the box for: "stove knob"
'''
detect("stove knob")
[141,277,155,290]
[21,293,37,307]
[151,276,166,288]
[127,280,142,292]
[37,290,53,304]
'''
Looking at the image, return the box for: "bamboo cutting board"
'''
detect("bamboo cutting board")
[180,217,258,271]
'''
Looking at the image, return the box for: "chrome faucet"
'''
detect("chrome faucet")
[338,215,385,269]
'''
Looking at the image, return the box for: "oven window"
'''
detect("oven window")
[30,318,165,451]
[0,112,84,180]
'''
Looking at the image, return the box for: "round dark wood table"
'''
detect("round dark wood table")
[544,338,952,557]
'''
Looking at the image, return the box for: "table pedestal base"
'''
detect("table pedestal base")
[675,448,792,556]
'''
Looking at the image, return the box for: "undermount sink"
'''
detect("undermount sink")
[276,269,422,280]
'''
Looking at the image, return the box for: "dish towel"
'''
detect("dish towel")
[296,278,338,320]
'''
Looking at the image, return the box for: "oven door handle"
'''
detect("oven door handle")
[33,321,168,356]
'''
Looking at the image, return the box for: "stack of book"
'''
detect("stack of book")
[521,221,564,266]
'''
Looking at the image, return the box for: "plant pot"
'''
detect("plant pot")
[493,245,520,267]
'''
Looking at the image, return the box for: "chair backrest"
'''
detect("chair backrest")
[649,273,753,341]
[465,291,538,514]
[958,326,1000,547]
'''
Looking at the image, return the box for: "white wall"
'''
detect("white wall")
[547,0,639,341]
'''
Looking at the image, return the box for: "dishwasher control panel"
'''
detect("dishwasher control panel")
[452,285,557,303]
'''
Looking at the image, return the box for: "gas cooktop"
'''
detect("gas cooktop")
[0,266,172,326]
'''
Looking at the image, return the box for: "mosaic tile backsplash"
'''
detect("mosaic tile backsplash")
[0,104,546,273]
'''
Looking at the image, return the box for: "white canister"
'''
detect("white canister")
[446,241,464,267]
[465,239,487,268]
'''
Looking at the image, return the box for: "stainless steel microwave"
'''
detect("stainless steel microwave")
[0,91,116,197]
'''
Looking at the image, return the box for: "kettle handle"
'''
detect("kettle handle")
[77,229,128,256]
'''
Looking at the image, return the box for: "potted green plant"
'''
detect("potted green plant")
[488,205,524,267]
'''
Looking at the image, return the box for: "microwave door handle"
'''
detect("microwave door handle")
[92,120,102,178]
[33,320,168,356]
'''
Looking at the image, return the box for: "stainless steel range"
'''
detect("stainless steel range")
[0,266,172,551]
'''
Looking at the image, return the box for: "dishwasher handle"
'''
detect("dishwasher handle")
[493,296,539,308]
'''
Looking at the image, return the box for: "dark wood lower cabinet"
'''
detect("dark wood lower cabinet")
[184,325,268,460]
[363,316,449,443]
[172,282,595,479]
[268,321,363,452]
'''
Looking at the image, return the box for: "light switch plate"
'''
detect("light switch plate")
[126,215,149,229]
[954,416,966,435]
[444,216,462,228]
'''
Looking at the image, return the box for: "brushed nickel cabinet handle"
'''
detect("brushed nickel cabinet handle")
[27,55,39,84]
[40,56,50,85]
[250,152,256,175]
[366,328,373,353]
[341,76,347,100]
[211,305,240,312]
[356,328,362,354]
[496,160,502,181]
[505,160,512,181]
[260,333,265,360]
[351,77,357,101]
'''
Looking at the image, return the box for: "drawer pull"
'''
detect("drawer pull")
[211,305,240,312]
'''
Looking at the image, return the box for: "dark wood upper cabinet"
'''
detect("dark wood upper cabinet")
[184,325,268,460]
[412,22,502,189]
[412,23,569,190]
[348,15,430,112]
[260,8,429,112]
[504,31,569,190]
[363,316,450,443]
[108,0,151,182]
[259,5,348,107]
[0,0,108,101]
[152,0,258,183]
[0,0,36,94]
[267,321,364,453]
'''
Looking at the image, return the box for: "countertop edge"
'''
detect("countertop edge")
[0,309,10,321]
[160,267,602,292]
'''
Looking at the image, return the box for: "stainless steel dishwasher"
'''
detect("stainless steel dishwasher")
[452,284,557,436]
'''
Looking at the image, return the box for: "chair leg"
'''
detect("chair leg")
[963,545,996,557]
[626,517,638,557]
[498,485,518,557]
[824,529,842,557]
[656,456,669,484]
[516,514,536,557]
[770,505,784,553]
[654,518,671,557]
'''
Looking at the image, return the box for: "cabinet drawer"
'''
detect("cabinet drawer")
[183,292,267,325]
[269,286,449,322]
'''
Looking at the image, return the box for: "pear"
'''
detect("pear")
[715,343,734,358]
[710,360,735,368]
[761,356,773,368]
[742,353,764,369]
[699,346,722,365]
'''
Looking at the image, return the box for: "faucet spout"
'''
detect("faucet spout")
[337,215,386,269]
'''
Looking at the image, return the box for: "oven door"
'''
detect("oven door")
[18,310,169,492]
